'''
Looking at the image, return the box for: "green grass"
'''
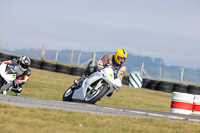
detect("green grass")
[0,103,200,133]
[9,68,172,112]
[2,68,199,133]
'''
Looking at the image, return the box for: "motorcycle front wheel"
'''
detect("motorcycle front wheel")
[84,84,109,104]
[63,85,78,101]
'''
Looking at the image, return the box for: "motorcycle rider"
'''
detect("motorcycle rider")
[0,56,31,96]
[96,48,127,80]
[74,49,127,96]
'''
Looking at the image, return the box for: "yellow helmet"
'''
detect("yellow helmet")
[114,49,127,65]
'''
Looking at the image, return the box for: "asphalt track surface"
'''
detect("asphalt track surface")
[0,94,200,124]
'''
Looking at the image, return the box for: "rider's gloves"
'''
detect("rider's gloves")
[96,65,104,70]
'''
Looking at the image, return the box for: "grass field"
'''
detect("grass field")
[1,103,200,133]
[15,68,172,112]
[1,68,200,133]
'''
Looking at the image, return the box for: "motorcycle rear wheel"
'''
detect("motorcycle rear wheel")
[85,84,109,104]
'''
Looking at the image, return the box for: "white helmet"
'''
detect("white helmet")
[19,56,31,71]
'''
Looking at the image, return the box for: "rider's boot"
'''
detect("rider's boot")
[11,86,22,96]
[74,77,84,87]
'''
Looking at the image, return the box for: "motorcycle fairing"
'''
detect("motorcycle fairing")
[101,67,122,89]
[0,64,16,83]
[72,71,103,100]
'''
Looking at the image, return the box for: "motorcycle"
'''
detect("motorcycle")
[0,61,17,95]
[63,63,122,104]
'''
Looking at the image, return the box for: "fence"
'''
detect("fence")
[1,50,200,95]
[1,41,200,93]
[123,62,200,95]
[140,62,185,83]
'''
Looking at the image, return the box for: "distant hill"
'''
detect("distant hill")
[3,48,200,85]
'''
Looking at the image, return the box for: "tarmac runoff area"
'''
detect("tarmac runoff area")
[0,94,200,124]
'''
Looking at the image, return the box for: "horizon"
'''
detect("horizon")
[1,0,200,69]
[3,47,199,70]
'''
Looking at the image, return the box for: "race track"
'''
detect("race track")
[0,94,200,124]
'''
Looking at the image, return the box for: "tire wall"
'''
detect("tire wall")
[0,52,74,75]
[142,78,200,94]
[122,76,129,85]
[0,52,199,91]
[0,52,12,61]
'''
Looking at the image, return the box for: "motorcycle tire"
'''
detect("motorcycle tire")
[63,85,77,101]
[85,84,109,104]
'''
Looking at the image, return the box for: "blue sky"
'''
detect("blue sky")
[0,0,200,68]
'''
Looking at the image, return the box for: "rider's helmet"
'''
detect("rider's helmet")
[19,56,31,71]
[114,49,127,65]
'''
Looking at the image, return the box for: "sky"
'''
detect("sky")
[0,0,200,68]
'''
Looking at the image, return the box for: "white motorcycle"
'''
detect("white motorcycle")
[0,62,17,95]
[63,64,122,104]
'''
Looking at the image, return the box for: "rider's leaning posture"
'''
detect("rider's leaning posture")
[96,48,127,81]
[0,56,31,96]
[74,48,127,96]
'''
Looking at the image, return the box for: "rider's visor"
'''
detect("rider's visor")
[20,63,29,69]
[117,56,126,64]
